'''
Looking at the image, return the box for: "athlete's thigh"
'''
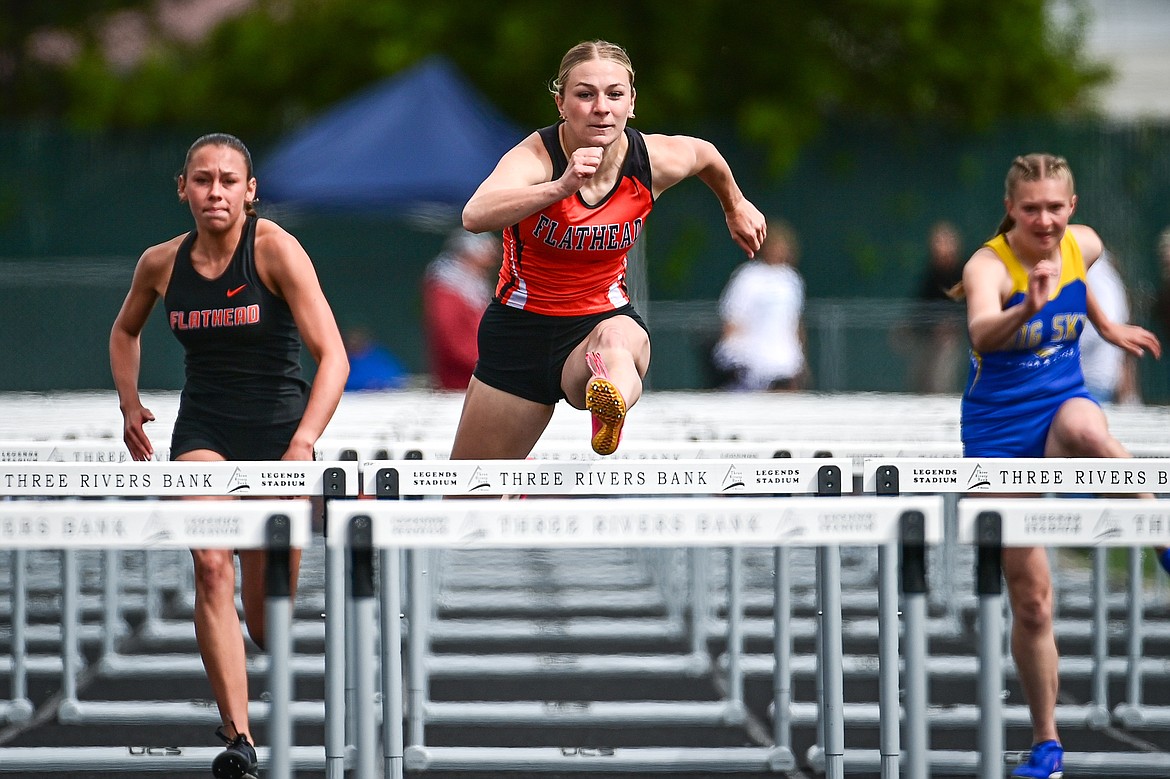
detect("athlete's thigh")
[562,315,651,399]
[1045,396,1125,457]
[450,377,555,459]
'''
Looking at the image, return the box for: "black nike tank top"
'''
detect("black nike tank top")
[164,215,308,426]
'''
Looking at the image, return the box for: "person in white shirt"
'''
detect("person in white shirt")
[712,219,807,391]
[1080,251,1138,404]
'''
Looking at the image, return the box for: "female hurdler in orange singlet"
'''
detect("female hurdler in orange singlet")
[456,39,766,458]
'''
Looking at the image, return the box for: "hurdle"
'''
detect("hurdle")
[865,457,1170,778]
[341,457,941,779]
[0,460,358,779]
[364,457,846,735]
[0,440,173,712]
[0,497,310,776]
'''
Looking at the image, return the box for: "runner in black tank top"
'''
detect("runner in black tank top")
[166,214,309,458]
[110,134,349,779]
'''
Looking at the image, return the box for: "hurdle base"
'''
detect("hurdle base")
[1114,703,1170,728]
[57,697,333,726]
[427,651,711,679]
[403,745,795,773]
[96,650,323,678]
[818,748,1170,777]
[424,698,749,727]
[1,698,33,725]
[0,745,325,773]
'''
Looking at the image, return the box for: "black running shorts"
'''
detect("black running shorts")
[170,413,302,461]
[473,301,649,405]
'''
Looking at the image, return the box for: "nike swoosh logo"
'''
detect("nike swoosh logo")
[226,284,247,298]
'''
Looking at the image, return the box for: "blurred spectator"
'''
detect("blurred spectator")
[422,228,499,390]
[343,327,408,391]
[1081,250,1138,404]
[908,220,966,393]
[1154,229,1170,340]
[711,219,808,390]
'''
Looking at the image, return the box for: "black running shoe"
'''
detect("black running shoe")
[212,727,259,779]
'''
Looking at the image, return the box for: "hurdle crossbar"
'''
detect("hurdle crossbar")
[362,457,847,497]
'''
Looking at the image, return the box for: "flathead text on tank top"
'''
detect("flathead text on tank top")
[532,214,643,251]
[169,305,261,330]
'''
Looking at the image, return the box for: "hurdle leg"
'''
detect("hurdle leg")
[772,546,793,754]
[726,547,745,707]
[9,550,32,723]
[325,526,348,778]
[349,516,377,779]
[60,549,81,704]
[407,548,430,748]
[901,510,929,779]
[689,548,710,658]
[101,549,121,659]
[1115,547,1145,726]
[878,540,900,779]
[1088,548,1111,727]
[380,548,404,779]
[975,511,1004,779]
[264,514,295,779]
[817,545,845,779]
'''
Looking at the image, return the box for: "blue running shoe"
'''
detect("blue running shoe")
[1011,740,1063,779]
[1158,547,1170,577]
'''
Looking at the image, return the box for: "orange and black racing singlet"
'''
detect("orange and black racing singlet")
[495,122,654,315]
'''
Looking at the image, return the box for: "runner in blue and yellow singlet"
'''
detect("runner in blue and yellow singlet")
[955,153,1160,779]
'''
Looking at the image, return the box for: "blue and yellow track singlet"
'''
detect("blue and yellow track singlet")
[960,231,1096,457]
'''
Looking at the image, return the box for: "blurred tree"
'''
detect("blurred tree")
[3,0,1107,172]
[0,1,152,117]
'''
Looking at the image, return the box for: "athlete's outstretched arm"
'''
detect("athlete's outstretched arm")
[645,134,766,258]
[1085,283,1162,359]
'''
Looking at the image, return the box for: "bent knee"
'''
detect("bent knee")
[1010,598,1053,634]
[191,551,237,597]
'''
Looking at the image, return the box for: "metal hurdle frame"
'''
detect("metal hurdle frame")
[341,457,942,779]
[365,459,844,754]
[0,498,310,776]
[865,457,1170,778]
[0,460,358,778]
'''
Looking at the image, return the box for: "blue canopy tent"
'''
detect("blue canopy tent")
[257,56,523,214]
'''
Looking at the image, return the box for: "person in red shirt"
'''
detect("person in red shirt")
[421,229,499,390]
[456,39,765,457]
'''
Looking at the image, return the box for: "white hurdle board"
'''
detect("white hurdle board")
[0,440,170,462]
[862,457,1170,494]
[957,498,1170,547]
[361,457,851,497]
[330,495,943,549]
[0,460,359,496]
[0,499,312,549]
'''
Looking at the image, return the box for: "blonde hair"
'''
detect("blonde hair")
[549,40,635,97]
[995,153,1074,236]
[950,154,1076,301]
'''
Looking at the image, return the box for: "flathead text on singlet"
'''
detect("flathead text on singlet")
[170,304,260,331]
[532,215,643,251]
